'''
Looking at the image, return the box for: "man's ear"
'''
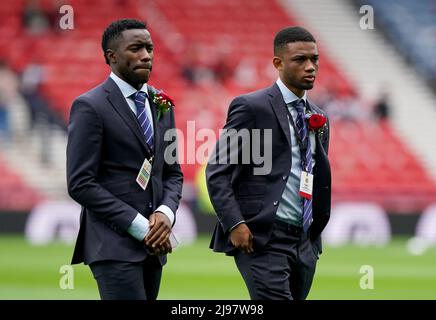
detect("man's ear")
[106,49,116,65]
[272,56,283,71]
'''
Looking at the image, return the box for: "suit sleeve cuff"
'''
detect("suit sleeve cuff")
[127,213,150,241]
[229,220,245,232]
[155,205,175,226]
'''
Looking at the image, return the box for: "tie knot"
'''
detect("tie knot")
[293,99,305,113]
[135,91,147,103]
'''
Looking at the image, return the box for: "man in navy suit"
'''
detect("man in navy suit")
[67,19,183,300]
[206,26,331,300]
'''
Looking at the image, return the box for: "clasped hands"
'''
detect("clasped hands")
[143,211,173,255]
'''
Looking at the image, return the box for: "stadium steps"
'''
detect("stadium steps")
[0,155,42,211]
[1,96,68,200]
[280,0,436,181]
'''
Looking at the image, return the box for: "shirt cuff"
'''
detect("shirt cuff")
[229,220,245,232]
[155,205,175,226]
[127,213,150,241]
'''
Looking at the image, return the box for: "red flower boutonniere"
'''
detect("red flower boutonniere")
[305,112,327,134]
[152,91,175,120]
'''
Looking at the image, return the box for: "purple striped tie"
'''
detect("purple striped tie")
[293,99,313,232]
[134,91,154,152]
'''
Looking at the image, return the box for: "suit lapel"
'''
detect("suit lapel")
[147,85,161,157]
[315,133,327,163]
[306,100,329,169]
[103,78,150,154]
[268,84,292,147]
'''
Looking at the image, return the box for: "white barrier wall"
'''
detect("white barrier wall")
[25,200,81,245]
[24,200,436,248]
[323,202,391,247]
[25,200,197,246]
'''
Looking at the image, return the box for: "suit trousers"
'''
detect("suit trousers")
[89,254,162,300]
[234,219,318,300]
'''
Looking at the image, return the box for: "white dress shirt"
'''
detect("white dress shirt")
[275,78,316,226]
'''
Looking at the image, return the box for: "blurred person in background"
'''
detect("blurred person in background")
[20,60,55,165]
[22,0,50,35]
[373,89,391,121]
[209,39,235,86]
[206,26,331,300]
[20,60,47,130]
[0,60,19,145]
[67,19,183,300]
[180,41,201,85]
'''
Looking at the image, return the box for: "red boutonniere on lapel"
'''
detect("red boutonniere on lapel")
[151,91,175,121]
[305,112,327,134]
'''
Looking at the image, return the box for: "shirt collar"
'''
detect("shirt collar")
[110,72,148,98]
[276,78,307,105]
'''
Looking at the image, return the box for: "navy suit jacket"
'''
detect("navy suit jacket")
[67,77,183,265]
[206,83,331,255]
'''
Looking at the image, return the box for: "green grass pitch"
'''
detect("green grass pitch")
[0,235,435,299]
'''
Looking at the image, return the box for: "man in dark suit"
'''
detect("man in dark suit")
[67,19,183,300]
[206,26,331,300]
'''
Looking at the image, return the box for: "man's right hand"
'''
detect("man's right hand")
[230,223,254,254]
[144,238,172,256]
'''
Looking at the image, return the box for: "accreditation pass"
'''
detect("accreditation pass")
[136,156,153,190]
[299,171,313,200]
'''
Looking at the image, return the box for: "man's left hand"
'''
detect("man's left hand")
[145,211,171,249]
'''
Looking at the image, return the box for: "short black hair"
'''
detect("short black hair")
[273,26,316,56]
[102,18,147,64]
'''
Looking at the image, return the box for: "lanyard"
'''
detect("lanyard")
[284,105,309,170]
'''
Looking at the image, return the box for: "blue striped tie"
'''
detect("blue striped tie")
[293,99,313,232]
[134,91,154,152]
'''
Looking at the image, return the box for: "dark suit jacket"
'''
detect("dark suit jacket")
[67,77,183,265]
[206,83,331,255]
